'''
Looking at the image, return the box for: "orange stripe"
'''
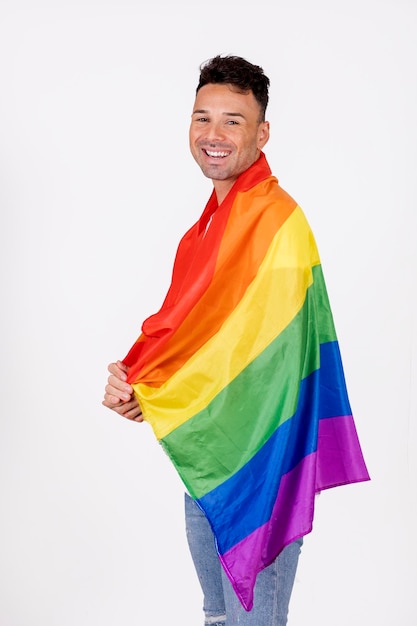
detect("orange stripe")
[133,178,297,387]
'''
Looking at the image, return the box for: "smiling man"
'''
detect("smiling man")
[189,80,270,204]
[103,55,369,626]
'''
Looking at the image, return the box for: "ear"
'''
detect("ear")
[257,121,270,150]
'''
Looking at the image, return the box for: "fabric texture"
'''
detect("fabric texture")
[123,152,370,611]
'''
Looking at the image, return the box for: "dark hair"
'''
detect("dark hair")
[196,55,270,121]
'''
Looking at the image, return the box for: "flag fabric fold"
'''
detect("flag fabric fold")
[123,152,370,611]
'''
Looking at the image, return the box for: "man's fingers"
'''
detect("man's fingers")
[102,397,143,422]
[108,361,128,379]
[103,361,142,421]
[105,378,132,401]
[102,392,121,406]
[117,398,142,416]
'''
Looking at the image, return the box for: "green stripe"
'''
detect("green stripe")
[161,265,337,498]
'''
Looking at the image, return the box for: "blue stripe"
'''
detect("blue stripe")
[318,341,352,419]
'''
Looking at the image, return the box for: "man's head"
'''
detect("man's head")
[190,55,271,203]
[196,55,270,122]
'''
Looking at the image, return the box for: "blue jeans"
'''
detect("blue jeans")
[185,494,302,626]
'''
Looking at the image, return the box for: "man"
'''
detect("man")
[103,55,369,626]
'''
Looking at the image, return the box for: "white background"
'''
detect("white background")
[1,1,416,624]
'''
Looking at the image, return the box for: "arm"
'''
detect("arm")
[102,360,144,422]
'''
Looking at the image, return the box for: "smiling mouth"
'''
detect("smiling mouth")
[204,149,230,158]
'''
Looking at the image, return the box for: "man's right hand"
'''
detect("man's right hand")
[102,360,144,422]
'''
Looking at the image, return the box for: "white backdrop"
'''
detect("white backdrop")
[1,1,416,624]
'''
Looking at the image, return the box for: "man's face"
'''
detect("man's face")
[189,83,270,198]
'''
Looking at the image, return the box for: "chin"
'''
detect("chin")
[201,165,230,180]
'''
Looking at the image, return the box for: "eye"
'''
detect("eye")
[196,117,209,123]
[226,120,239,125]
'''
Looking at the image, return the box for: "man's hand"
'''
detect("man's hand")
[102,360,144,422]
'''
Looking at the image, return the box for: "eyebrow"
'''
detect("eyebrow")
[192,109,246,119]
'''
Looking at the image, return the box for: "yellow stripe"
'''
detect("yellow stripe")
[133,206,321,439]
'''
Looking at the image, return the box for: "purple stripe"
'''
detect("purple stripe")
[218,415,369,611]
[219,452,316,611]
[316,414,370,490]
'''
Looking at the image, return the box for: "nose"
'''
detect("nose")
[204,120,226,143]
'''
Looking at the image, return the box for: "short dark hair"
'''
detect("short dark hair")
[196,55,270,121]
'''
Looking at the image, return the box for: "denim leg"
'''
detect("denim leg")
[185,493,302,626]
[221,537,303,626]
[185,494,226,626]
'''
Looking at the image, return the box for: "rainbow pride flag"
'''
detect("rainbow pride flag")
[124,153,370,611]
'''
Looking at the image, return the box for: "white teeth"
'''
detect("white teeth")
[205,150,229,158]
